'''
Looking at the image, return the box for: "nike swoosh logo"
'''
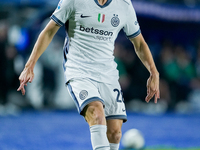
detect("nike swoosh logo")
[122,109,126,112]
[80,14,91,18]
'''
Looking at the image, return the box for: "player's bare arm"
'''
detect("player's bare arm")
[17,20,60,95]
[130,33,160,103]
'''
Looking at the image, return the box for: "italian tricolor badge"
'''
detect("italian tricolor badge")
[98,13,105,23]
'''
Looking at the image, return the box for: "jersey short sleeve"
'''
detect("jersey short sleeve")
[50,0,74,26]
[123,2,141,39]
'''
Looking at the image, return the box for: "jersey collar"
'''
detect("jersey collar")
[94,0,112,8]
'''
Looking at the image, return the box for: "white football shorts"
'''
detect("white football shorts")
[66,78,127,122]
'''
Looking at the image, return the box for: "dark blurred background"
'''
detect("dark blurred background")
[0,0,200,116]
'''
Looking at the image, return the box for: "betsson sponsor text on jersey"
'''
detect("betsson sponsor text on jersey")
[79,25,113,41]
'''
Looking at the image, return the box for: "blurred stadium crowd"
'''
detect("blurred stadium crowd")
[0,0,200,115]
[139,0,200,5]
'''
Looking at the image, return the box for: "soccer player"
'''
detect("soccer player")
[17,0,160,149]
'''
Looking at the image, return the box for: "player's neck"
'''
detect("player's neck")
[98,0,108,6]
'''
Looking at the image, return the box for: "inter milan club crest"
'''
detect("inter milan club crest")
[79,90,88,100]
[111,14,120,27]
[98,13,105,23]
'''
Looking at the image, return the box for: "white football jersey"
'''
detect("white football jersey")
[50,0,140,84]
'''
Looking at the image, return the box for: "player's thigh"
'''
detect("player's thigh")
[107,119,123,132]
[83,101,106,125]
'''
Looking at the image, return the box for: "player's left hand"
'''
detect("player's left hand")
[145,73,160,103]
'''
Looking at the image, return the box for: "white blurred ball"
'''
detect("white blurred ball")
[122,128,145,149]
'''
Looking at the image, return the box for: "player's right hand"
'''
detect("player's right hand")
[17,67,34,95]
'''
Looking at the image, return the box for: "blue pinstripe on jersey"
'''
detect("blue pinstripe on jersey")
[63,34,69,72]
